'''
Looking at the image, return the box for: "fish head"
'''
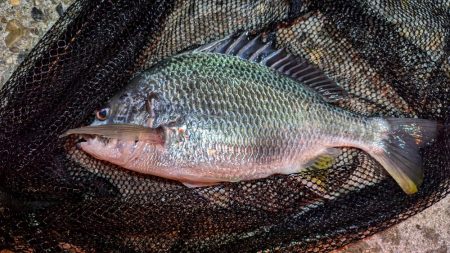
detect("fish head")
[64,74,167,166]
[76,134,165,171]
[67,123,165,169]
[91,75,154,127]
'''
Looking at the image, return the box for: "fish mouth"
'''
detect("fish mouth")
[74,134,105,150]
[75,134,138,151]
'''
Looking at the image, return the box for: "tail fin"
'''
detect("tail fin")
[368,118,438,194]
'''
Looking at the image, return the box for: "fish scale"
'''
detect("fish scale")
[66,35,438,194]
[100,53,365,178]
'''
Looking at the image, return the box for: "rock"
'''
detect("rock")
[9,0,20,6]
[31,7,45,21]
[9,47,19,53]
[5,19,26,49]
[6,56,14,64]
[56,3,66,17]
[17,52,28,63]
[5,19,21,31]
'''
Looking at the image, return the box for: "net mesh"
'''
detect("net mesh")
[0,0,449,252]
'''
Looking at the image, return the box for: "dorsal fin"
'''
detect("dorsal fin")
[195,33,347,102]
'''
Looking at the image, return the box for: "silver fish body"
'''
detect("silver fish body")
[73,35,437,194]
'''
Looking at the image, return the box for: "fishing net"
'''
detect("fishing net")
[0,0,449,252]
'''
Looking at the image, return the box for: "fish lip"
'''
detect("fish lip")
[74,135,88,150]
[75,141,84,150]
[74,134,103,150]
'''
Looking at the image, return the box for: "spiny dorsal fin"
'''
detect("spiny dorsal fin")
[195,33,347,102]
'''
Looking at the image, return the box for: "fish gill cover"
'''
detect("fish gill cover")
[0,0,449,252]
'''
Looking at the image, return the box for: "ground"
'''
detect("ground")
[0,1,448,252]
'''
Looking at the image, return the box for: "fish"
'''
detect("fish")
[63,34,438,194]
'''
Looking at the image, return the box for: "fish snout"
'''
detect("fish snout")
[77,137,130,166]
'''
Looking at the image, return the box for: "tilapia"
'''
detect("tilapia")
[63,34,438,194]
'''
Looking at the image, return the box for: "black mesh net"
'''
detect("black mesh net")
[0,0,449,252]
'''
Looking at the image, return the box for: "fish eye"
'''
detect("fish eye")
[96,108,109,121]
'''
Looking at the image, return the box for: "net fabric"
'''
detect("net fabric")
[0,0,449,252]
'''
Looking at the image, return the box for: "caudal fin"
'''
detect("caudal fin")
[368,118,438,194]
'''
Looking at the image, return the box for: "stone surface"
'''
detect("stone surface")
[31,6,44,21]
[336,195,450,253]
[0,1,448,252]
[0,0,73,86]
[9,0,20,6]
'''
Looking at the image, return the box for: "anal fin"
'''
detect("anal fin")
[300,148,342,192]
